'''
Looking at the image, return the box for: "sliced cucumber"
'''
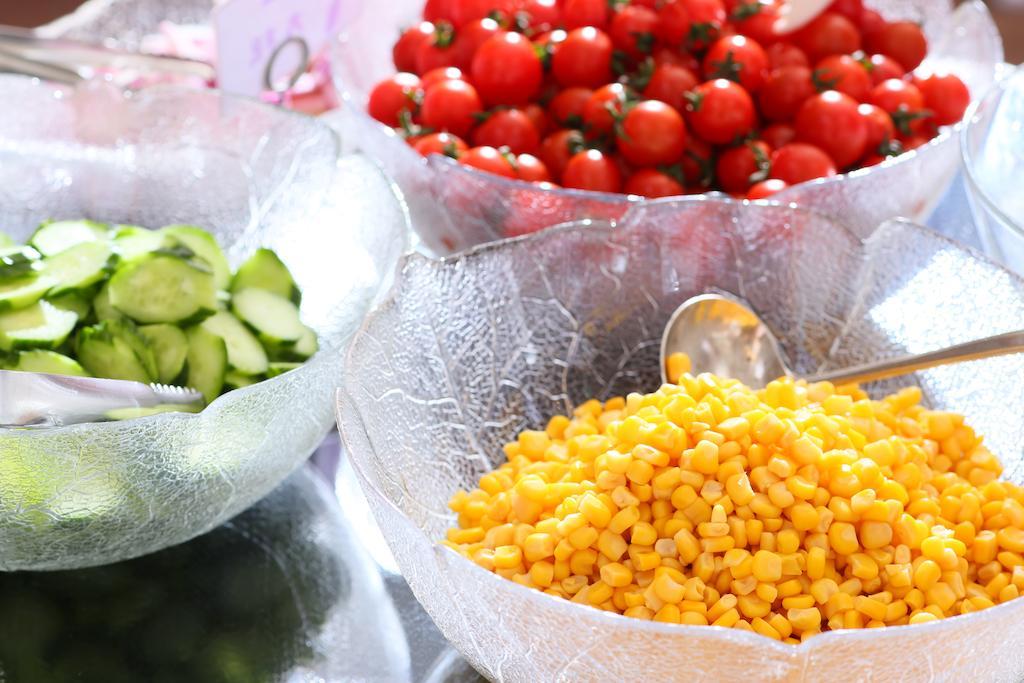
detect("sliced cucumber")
[0,301,77,351]
[292,325,318,358]
[108,252,217,324]
[225,370,260,390]
[231,288,305,346]
[105,403,202,421]
[231,248,300,304]
[162,224,230,290]
[200,310,268,376]
[0,274,54,311]
[75,320,155,383]
[0,246,41,282]
[92,281,122,322]
[42,240,115,296]
[30,220,109,256]
[267,362,302,378]
[138,324,189,384]
[6,349,88,376]
[185,325,227,403]
[46,291,92,319]
[112,225,172,261]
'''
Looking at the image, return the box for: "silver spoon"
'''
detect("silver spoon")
[660,292,1024,388]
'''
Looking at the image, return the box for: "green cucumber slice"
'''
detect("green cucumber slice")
[92,281,123,322]
[162,224,230,290]
[231,248,300,304]
[292,325,318,358]
[200,311,269,376]
[225,370,260,389]
[108,252,217,324]
[231,288,305,345]
[0,301,77,351]
[46,291,93,319]
[105,403,202,421]
[112,225,172,261]
[0,274,54,311]
[185,325,227,403]
[6,349,88,376]
[30,220,109,256]
[42,240,115,296]
[75,320,156,383]
[0,246,41,282]
[138,324,189,384]
[267,362,302,378]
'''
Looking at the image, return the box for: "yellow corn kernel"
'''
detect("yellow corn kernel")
[829,522,860,556]
[666,353,691,384]
[860,521,894,550]
[914,560,942,591]
[787,607,822,632]
[523,533,556,562]
[493,545,523,570]
[752,550,783,583]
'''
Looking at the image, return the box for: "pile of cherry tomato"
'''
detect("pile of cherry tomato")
[367,0,971,199]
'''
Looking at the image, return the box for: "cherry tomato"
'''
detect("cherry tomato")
[864,53,905,86]
[761,122,796,149]
[794,12,861,63]
[562,149,623,192]
[552,28,614,88]
[548,87,594,127]
[452,17,504,70]
[702,35,769,92]
[900,135,930,151]
[656,0,692,47]
[449,0,510,29]
[747,178,789,199]
[523,103,550,137]
[868,21,927,71]
[394,22,435,73]
[562,0,610,30]
[766,43,809,70]
[420,66,464,91]
[858,102,896,153]
[795,90,867,168]
[918,73,971,126]
[731,1,781,48]
[826,0,862,25]
[539,129,585,179]
[420,79,483,137]
[643,64,700,112]
[522,0,561,32]
[582,83,628,138]
[770,143,837,184]
[472,32,544,106]
[416,23,459,74]
[423,0,454,23]
[459,145,517,177]
[616,100,688,166]
[859,8,886,44]
[682,0,727,50]
[759,66,815,122]
[516,153,551,182]
[472,109,541,154]
[681,136,715,187]
[624,169,686,197]
[715,140,772,194]
[413,132,468,158]
[368,73,422,126]
[686,79,756,144]
[869,79,926,136]
[610,5,660,59]
[814,54,871,102]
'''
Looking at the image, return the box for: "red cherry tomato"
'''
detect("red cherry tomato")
[420,79,483,137]
[759,66,815,122]
[900,135,930,151]
[686,79,756,144]
[859,8,886,44]
[868,21,927,71]
[794,12,861,63]
[702,35,769,92]
[858,103,896,154]
[918,73,971,126]
[539,129,585,179]
[826,0,863,25]
[368,73,422,126]
[472,33,543,107]
[548,87,594,127]
[523,103,550,137]
[516,153,551,182]
[453,17,504,70]
[643,64,700,112]
[420,66,464,91]
[682,0,727,50]
[394,22,435,73]
[870,78,925,113]
[795,90,867,168]
[552,28,614,88]
[761,122,796,149]
[522,0,561,32]
[767,43,810,70]
[423,0,453,23]
[562,149,623,192]
[656,0,692,47]
[472,109,541,154]
[681,136,714,187]
[770,143,837,184]
[416,23,459,74]
[460,146,517,177]
[610,5,660,59]
[616,100,688,166]
[582,83,628,138]
[562,0,610,30]
[747,178,789,199]
[864,54,904,85]
[413,132,469,158]
[624,169,686,197]
[715,140,772,194]
[731,1,781,47]
[814,54,871,102]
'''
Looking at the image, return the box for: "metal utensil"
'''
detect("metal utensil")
[0,370,205,428]
[660,292,1024,387]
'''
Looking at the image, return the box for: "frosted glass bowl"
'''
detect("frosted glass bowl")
[331,0,1002,254]
[338,199,1024,682]
[0,76,409,571]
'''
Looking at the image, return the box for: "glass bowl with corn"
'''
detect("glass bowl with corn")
[339,198,1024,682]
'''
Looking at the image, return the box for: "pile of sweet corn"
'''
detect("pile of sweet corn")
[444,354,1024,641]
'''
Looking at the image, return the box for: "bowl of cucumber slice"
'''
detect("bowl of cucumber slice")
[0,76,409,571]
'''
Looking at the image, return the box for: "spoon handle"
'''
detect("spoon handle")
[809,330,1024,386]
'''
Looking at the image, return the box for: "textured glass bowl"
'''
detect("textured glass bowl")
[339,199,1024,682]
[331,0,1001,254]
[962,65,1024,274]
[0,76,409,571]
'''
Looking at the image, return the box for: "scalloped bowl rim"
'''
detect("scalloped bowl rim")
[339,197,1024,651]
